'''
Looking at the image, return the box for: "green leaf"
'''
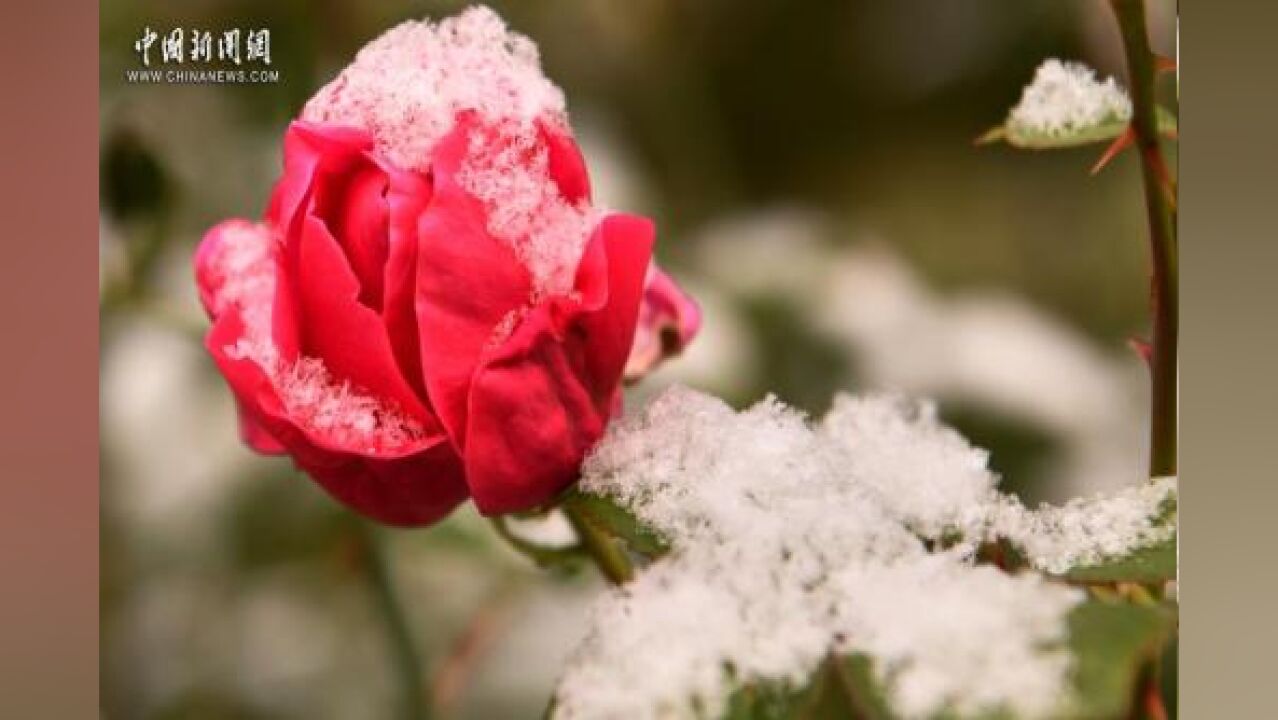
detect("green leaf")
[1157,105,1179,137]
[1004,116,1131,149]
[1059,537,1177,585]
[977,105,1177,150]
[721,598,1176,720]
[562,490,669,558]
[1064,600,1177,719]
[822,656,896,720]
[724,655,895,720]
[723,678,807,720]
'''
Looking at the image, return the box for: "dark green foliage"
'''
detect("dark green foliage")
[102,127,171,222]
[1065,599,1177,719]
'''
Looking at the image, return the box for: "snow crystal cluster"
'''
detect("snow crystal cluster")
[302,6,566,172]
[554,386,1176,720]
[454,120,601,298]
[1008,59,1132,137]
[303,6,594,296]
[205,222,427,452]
[990,476,1176,575]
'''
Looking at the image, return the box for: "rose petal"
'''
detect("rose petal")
[461,302,605,514]
[381,165,434,399]
[206,310,467,526]
[540,120,591,204]
[463,214,652,514]
[414,122,532,449]
[313,161,389,309]
[292,213,434,423]
[267,123,380,365]
[235,399,287,454]
[267,122,374,235]
[304,449,470,527]
[575,214,655,387]
[194,218,261,318]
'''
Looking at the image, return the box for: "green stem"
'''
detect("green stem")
[355,522,430,720]
[1110,0,1178,478]
[562,497,634,585]
[489,516,585,568]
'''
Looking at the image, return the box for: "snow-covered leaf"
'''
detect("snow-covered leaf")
[1059,537,1176,584]
[552,388,1177,720]
[978,105,1177,150]
[724,600,1176,720]
[977,58,1176,150]
[724,655,894,720]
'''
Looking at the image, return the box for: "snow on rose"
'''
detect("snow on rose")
[193,8,698,525]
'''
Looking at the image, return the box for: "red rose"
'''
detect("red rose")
[194,9,695,525]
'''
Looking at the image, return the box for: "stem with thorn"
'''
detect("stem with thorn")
[1110,0,1178,478]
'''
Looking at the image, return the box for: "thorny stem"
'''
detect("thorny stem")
[1110,0,1178,478]
[562,496,635,585]
[353,522,431,720]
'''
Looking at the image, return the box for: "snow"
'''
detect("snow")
[303,6,594,297]
[302,7,565,173]
[204,222,427,453]
[554,386,1175,719]
[454,120,599,297]
[1008,59,1132,138]
[989,476,1177,575]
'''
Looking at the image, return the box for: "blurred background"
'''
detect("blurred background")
[99,1,1176,718]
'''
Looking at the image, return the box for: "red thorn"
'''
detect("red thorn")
[1154,55,1177,75]
[1091,126,1136,175]
[1128,337,1153,366]
[1144,678,1169,720]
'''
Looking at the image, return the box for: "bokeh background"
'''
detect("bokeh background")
[99,1,1176,718]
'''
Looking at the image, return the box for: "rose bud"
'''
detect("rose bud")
[193,8,696,525]
[625,267,703,382]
